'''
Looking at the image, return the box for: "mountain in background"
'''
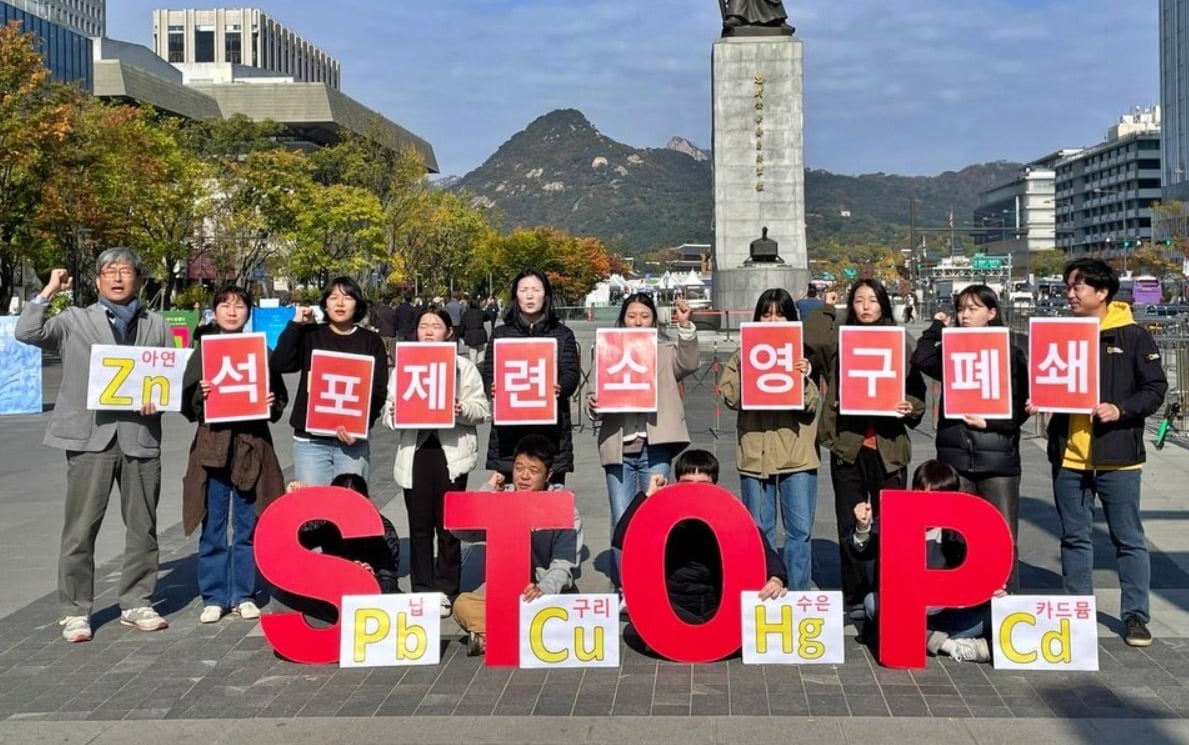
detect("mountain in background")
[451,109,1022,255]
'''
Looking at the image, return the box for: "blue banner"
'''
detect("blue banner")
[252,307,292,350]
[0,316,42,415]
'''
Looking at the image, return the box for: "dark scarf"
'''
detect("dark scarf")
[99,297,142,344]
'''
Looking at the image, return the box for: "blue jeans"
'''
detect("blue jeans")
[604,442,675,588]
[865,592,989,650]
[292,437,370,486]
[740,471,818,590]
[1053,467,1150,622]
[198,471,257,608]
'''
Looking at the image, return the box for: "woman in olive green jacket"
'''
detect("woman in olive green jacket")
[719,289,819,590]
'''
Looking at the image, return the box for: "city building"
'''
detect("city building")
[1161,0,1189,200]
[971,152,1066,278]
[1054,107,1163,265]
[3,0,103,37]
[92,38,435,169]
[150,8,340,89]
[1,1,93,88]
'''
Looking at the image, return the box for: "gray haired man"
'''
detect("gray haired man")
[17,249,171,642]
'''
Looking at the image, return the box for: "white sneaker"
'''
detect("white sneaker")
[59,615,91,643]
[234,600,261,620]
[440,595,452,618]
[948,637,991,663]
[120,606,168,632]
[199,605,224,624]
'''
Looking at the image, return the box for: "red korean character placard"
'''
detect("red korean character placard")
[595,328,658,413]
[493,338,558,425]
[942,327,1012,420]
[392,342,456,429]
[306,350,375,440]
[1029,317,1099,413]
[201,332,270,423]
[740,322,805,410]
[838,326,906,416]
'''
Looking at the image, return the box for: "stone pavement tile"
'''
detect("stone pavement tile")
[653,665,691,708]
[844,693,889,717]
[610,673,653,716]
[806,693,850,717]
[884,694,930,717]
[839,718,978,744]
[492,683,543,716]
[998,696,1056,718]
[690,693,731,716]
[650,704,690,716]
[374,684,429,716]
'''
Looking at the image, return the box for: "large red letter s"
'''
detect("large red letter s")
[444,489,575,667]
[255,486,383,664]
[621,483,767,662]
[878,489,1013,668]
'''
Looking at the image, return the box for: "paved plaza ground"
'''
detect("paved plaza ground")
[4,320,1189,743]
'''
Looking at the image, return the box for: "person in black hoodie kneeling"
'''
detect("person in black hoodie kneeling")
[612,449,788,625]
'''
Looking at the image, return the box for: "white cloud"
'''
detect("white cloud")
[107,0,1157,177]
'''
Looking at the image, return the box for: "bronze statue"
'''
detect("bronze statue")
[720,0,794,36]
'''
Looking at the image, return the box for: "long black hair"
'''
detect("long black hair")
[752,288,798,323]
[844,279,895,326]
[503,268,558,326]
[954,284,1004,327]
[615,292,659,328]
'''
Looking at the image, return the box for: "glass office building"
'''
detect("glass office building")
[0,1,93,90]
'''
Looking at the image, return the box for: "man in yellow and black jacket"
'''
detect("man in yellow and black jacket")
[1042,258,1167,648]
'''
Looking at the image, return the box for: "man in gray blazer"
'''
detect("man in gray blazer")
[17,248,172,642]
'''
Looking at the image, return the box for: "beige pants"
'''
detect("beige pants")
[452,591,485,634]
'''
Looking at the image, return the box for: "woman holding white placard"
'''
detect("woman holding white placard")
[382,307,490,617]
[911,284,1029,591]
[719,288,819,590]
[181,285,288,624]
[806,279,927,616]
[587,292,699,597]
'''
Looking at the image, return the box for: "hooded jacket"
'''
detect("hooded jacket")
[480,314,581,475]
[1045,301,1167,470]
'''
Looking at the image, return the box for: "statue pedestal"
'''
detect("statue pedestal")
[713,265,806,331]
[712,34,807,276]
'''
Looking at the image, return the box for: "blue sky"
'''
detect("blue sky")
[108,1,1158,178]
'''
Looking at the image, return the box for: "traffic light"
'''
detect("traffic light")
[1165,239,1175,247]
[1122,239,1131,249]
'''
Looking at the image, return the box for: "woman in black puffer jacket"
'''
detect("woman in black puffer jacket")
[480,269,581,483]
[912,284,1029,590]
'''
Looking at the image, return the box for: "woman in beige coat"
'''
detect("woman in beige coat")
[719,288,819,590]
[588,293,700,595]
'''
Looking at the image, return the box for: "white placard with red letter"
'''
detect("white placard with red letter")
[1029,317,1100,413]
[392,342,456,429]
[740,322,805,411]
[201,332,270,423]
[86,345,192,412]
[493,338,557,425]
[942,327,1012,420]
[838,326,906,416]
[305,350,375,439]
[595,328,658,413]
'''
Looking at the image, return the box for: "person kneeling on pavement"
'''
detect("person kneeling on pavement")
[451,434,583,656]
[611,449,789,624]
[852,460,1004,664]
[291,474,401,595]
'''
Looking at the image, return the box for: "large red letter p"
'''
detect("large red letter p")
[878,489,1013,668]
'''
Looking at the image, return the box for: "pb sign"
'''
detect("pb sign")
[340,593,441,668]
[86,344,192,412]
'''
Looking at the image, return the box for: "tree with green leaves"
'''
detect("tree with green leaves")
[0,22,86,313]
[284,182,386,286]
